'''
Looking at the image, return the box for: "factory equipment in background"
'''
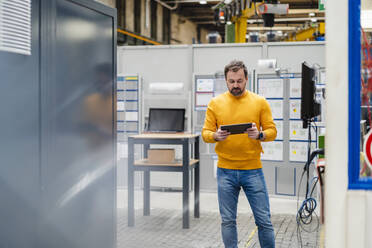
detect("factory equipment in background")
[213,0,289,43]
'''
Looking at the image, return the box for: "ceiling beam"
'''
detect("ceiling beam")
[165,0,219,3]
[247,16,325,23]
[184,15,214,19]
[196,16,325,24]
[247,26,297,31]
[288,8,323,14]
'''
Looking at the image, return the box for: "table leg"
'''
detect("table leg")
[194,137,200,218]
[144,170,150,216]
[182,140,190,229]
[143,144,150,158]
[128,138,135,227]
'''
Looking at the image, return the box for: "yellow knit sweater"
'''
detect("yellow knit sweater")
[202,90,277,170]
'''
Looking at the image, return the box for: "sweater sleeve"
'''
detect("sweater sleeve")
[202,101,218,143]
[260,98,277,142]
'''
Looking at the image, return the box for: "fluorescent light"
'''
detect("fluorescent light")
[226,21,232,25]
[199,0,207,4]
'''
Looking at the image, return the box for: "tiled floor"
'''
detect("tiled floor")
[117,190,321,248]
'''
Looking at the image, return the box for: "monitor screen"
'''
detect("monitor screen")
[301,62,320,127]
[147,108,185,132]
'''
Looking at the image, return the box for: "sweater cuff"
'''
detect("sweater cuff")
[262,130,276,141]
[202,130,217,143]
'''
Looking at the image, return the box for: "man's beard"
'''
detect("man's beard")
[230,88,243,96]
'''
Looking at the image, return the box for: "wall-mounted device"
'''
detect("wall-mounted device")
[300,62,321,128]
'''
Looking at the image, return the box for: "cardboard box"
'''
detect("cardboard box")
[148,149,175,164]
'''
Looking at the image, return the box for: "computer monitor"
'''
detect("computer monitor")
[301,62,320,128]
[147,108,185,132]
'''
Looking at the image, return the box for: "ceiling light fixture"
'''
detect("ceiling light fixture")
[199,0,207,4]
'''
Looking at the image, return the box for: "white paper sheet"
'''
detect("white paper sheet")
[125,112,138,121]
[196,92,214,107]
[289,142,316,162]
[290,78,302,98]
[117,101,125,111]
[258,78,283,98]
[289,99,301,119]
[274,120,283,140]
[261,141,283,161]
[196,79,214,92]
[267,100,283,119]
[117,143,128,159]
[214,78,227,97]
[289,120,316,141]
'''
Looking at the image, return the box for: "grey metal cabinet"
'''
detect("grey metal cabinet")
[0,1,117,247]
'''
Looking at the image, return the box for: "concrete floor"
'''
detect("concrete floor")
[117,189,322,248]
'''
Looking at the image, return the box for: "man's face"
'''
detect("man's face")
[226,68,247,96]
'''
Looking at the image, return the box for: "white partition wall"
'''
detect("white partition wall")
[267,42,325,72]
[192,43,264,74]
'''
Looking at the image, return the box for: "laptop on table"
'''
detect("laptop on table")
[146,108,185,133]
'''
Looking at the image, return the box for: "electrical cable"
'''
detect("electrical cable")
[296,169,306,248]
[296,120,323,247]
[311,122,317,136]
[310,177,319,197]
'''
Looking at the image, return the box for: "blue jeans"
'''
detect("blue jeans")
[217,167,275,248]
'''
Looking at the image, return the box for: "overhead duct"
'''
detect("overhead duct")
[153,0,178,10]
[258,3,289,27]
[258,3,289,15]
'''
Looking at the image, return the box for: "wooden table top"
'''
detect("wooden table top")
[129,133,199,139]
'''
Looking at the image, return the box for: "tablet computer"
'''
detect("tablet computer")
[220,123,253,135]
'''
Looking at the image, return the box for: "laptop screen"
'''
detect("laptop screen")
[147,108,185,132]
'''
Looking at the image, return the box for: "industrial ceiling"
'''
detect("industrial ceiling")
[163,0,324,41]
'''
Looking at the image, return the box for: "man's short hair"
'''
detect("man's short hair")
[224,60,248,79]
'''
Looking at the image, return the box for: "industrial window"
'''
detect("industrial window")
[134,0,141,34]
[151,1,157,40]
[349,0,372,189]
[116,0,125,29]
[162,7,171,44]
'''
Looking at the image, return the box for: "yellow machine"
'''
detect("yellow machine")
[286,22,325,42]
[220,0,323,43]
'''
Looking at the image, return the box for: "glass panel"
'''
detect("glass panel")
[360,27,372,178]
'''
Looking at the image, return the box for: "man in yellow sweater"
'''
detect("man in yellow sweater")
[202,60,277,248]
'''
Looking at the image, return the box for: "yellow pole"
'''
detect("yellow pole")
[234,4,262,43]
[235,16,248,43]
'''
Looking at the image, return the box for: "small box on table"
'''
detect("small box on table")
[148,149,175,164]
